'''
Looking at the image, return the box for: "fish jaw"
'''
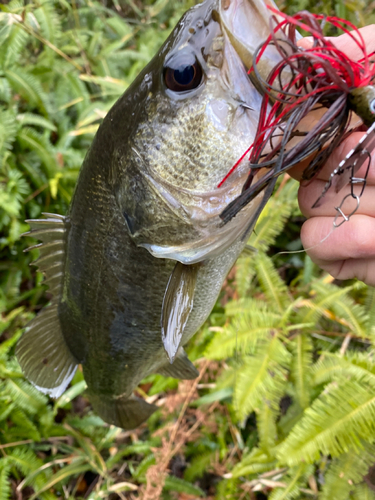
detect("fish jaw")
[219,0,283,78]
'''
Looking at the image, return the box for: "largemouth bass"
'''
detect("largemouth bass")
[17,0,282,430]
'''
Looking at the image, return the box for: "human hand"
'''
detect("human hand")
[289,27,375,286]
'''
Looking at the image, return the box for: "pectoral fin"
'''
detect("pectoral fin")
[158,348,199,380]
[161,262,199,364]
[89,393,158,430]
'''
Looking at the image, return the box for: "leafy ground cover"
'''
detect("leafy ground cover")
[2,0,375,498]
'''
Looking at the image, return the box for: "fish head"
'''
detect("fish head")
[104,0,282,263]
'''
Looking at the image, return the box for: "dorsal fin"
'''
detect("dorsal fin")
[23,213,67,297]
[16,214,78,398]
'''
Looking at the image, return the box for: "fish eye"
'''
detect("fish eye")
[164,58,203,93]
[370,99,375,114]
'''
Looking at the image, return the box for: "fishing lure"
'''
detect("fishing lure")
[220,8,375,226]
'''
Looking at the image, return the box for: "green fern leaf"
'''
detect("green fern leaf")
[365,286,375,337]
[8,447,45,477]
[248,180,298,252]
[290,334,313,409]
[235,253,257,297]
[268,464,311,500]
[206,299,282,359]
[254,252,291,314]
[351,483,375,500]
[234,335,291,420]
[17,128,57,177]
[29,460,89,500]
[308,281,368,337]
[313,351,375,388]
[257,399,278,453]
[5,68,50,115]
[8,408,41,441]
[231,447,278,478]
[34,0,62,45]
[17,113,57,132]
[184,451,216,482]
[0,461,11,500]
[164,475,205,496]
[320,443,375,500]
[6,379,48,415]
[105,16,133,38]
[0,108,18,160]
[0,13,29,69]
[277,380,375,465]
[0,77,11,103]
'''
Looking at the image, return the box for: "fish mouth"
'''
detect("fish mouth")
[219,0,285,86]
[220,0,275,68]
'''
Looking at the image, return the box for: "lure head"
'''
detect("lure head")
[349,86,375,127]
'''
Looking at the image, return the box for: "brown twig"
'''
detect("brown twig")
[140,360,210,500]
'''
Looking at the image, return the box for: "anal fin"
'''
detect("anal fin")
[89,393,158,430]
[17,213,76,398]
[161,262,199,364]
[158,347,199,380]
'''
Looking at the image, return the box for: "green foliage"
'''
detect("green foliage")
[1,0,375,498]
[205,178,375,496]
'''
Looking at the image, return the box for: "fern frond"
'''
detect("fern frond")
[8,408,41,441]
[28,459,89,500]
[0,13,29,68]
[5,68,50,116]
[320,443,375,500]
[235,253,257,297]
[34,0,62,45]
[234,335,291,420]
[248,179,298,252]
[254,252,291,313]
[17,128,57,177]
[206,301,282,359]
[184,451,216,482]
[268,464,312,500]
[290,334,313,409]
[313,351,375,388]
[257,400,278,453]
[0,461,11,500]
[0,108,18,159]
[105,15,133,38]
[17,113,57,132]
[8,447,45,477]
[0,77,11,103]
[225,297,279,318]
[310,281,368,337]
[54,71,90,112]
[365,287,375,339]
[277,380,375,465]
[351,483,375,500]
[231,447,278,478]
[6,379,48,415]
